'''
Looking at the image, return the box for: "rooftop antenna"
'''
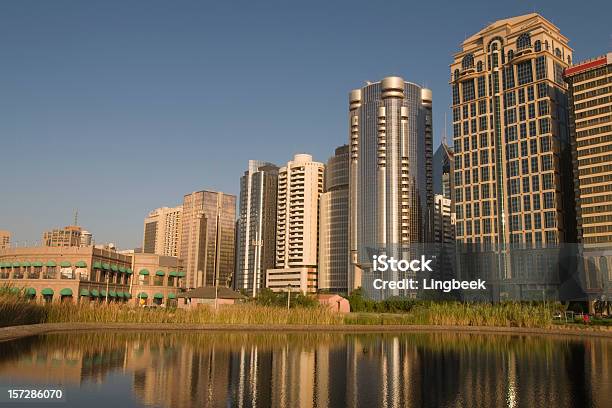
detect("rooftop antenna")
[73,209,78,226]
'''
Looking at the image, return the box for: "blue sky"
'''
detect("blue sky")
[1,0,611,248]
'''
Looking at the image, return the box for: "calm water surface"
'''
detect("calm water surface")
[0,331,610,407]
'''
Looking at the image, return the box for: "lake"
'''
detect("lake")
[0,331,610,407]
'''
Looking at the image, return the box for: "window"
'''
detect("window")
[528,103,535,119]
[504,91,516,106]
[534,40,541,52]
[539,118,550,134]
[479,116,488,131]
[454,69,460,81]
[462,80,475,102]
[481,149,489,163]
[481,167,490,181]
[542,173,554,189]
[518,88,525,104]
[477,76,486,98]
[544,192,555,209]
[535,56,547,80]
[534,213,542,229]
[540,136,551,152]
[520,123,527,139]
[523,177,530,192]
[452,84,460,104]
[527,86,534,101]
[505,108,516,125]
[555,48,562,58]
[554,62,564,85]
[511,197,521,212]
[529,121,537,137]
[541,155,553,171]
[508,50,514,61]
[462,53,474,70]
[454,123,461,138]
[523,195,531,211]
[482,184,490,199]
[532,175,540,191]
[473,186,480,200]
[508,161,519,177]
[521,157,529,173]
[519,106,526,121]
[477,61,483,72]
[479,100,487,115]
[530,139,538,154]
[545,211,556,228]
[524,214,532,229]
[517,61,533,85]
[504,66,515,89]
[453,107,461,122]
[517,33,532,51]
[480,133,488,147]
[538,100,549,116]
[537,82,547,98]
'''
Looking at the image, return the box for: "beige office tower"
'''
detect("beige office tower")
[266,154,324,293]
[434,195,455,244]
[0,231,10,249]
[180,191,235,289]
[450,14,575,285]
[565,53,612,300]
[142,206,183,257]
[318,145,349,294]
[42,225,82,247]
[79,230,92,247]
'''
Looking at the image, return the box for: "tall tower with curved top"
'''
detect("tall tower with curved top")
[349,76,433,299]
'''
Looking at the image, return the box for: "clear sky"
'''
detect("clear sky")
[1,0,611,249]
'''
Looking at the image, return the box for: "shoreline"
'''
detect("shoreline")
[1,322,610,342]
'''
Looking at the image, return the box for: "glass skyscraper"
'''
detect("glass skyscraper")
[348,77,433,299]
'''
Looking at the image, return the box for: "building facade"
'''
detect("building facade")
[180,190,236,289]
[450,14,576,301]
[131,252,185,306]
[0,246,132,304]
[565,52,612,304]
[433,142,454,200]
[318,145,349,294]
[235,160,279,296]
[348,77,434,299]
[142,206,183,257]
[42,225,83,247]
[266,154,324,293]
[0,231,10,249]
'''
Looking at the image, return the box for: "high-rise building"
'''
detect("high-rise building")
[433,142,454,200]
[42,225,83,247]
[433,195,455,244]
[235,160,279,296]
[142,206,183,257]
[0,231,10,249]
[565,52,612,300]
[450,14,575,285]
[80,230,93,247]
[348,77,433,299]
[266,154,324,293]
[318,145,349,294]
[180,191,236,289]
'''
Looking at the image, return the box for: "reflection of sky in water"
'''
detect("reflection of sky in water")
[0,332,610,408]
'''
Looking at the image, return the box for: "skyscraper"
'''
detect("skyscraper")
[42,225,83,247]
[565,52,612,301]
[142,206,183,257]
[266,154,324,293]
[348,77,433,299]
[433,142,454,200]
[318,145,349,294]
[0,231,10,249]
[235,160,279,296]
[180,191,236,289]
[450,14,575,287]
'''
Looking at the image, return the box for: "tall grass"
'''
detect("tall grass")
[1,291,556,329]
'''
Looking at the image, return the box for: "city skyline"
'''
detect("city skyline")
[1,1,611,249]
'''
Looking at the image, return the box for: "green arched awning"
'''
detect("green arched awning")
[100,290,107,297]
[116,291,124,298]
[41,288,54,296]
[167,293,177,299]
[118,266,126,273]
[22,261,31,267]
[60,288,73,296]
[32,261,43,267]
[153,293,164,299]
[75,261,87,268]
[26,288,36,296]
[155,270,165,277]
[138,292,148,299]
[91,289,100,297]
[12,262,21,267]
[177,272,186,277]
[109,291,116,297]
[93,261,102,269]
[46,261,57,267]
[139,269,150,276]
[126,268,133,274]
[111,264,118,272]
[60,261,71,268]
[168,271,178,277]
[80,289,90,297]
[102,263,110,270]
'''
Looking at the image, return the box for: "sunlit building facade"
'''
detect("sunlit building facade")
[235,160,279,296]
[142,205,183,257]
[318,145,349,294]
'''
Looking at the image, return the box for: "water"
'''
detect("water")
[0,331,610,407]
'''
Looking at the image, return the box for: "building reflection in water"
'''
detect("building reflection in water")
[0,332,609,408]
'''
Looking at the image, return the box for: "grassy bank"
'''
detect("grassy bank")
[0,291,572,329]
